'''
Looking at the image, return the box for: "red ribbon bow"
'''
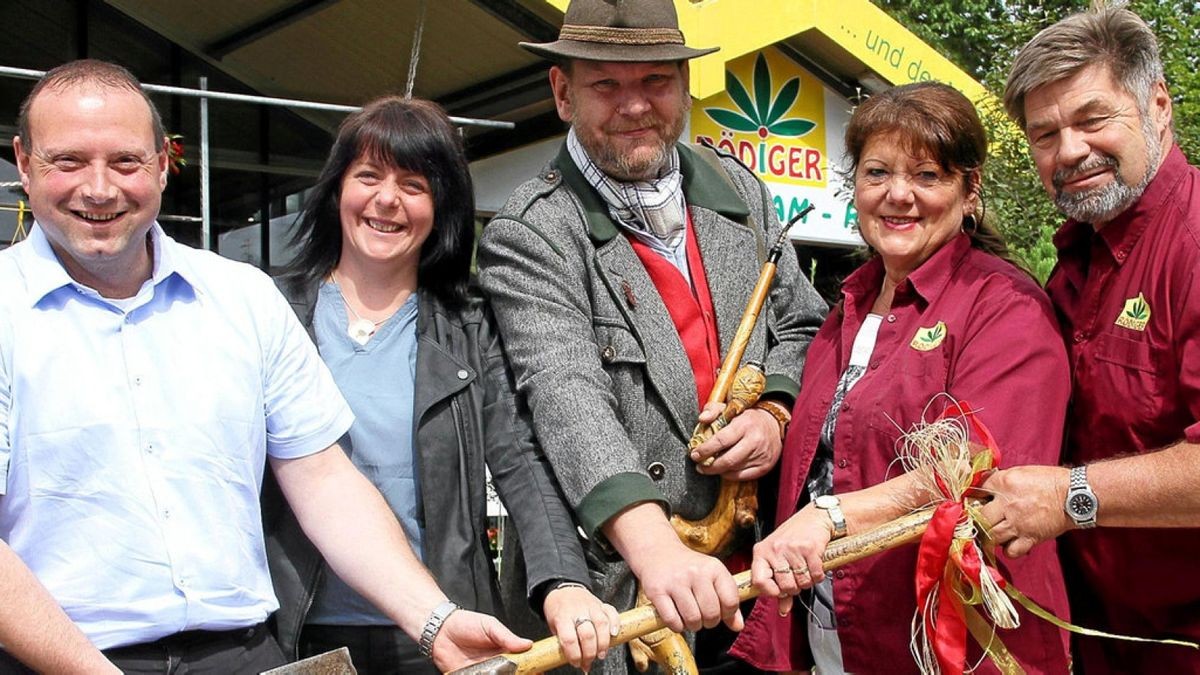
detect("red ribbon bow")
[913,402,1003,675]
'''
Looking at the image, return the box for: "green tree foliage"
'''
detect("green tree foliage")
[873,0,1200,282]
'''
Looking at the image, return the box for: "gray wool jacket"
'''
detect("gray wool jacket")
[262,278,590,659]
[477,142,827,666]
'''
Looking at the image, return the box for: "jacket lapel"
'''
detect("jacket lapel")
[595,238,698,438]
[412,298,474,427]
[691,210,761,355]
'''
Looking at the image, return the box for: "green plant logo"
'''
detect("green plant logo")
[1115,292,1151,331]
[910,321,947,351]
[704,53,817,140]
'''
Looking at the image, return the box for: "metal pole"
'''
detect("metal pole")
[0,65,515,130]
[259,107,271,271]
[200,76,211,251]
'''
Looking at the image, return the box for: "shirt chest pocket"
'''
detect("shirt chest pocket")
[859,349,951,442]
[1090,331,1169,421]
[898,348,950,382]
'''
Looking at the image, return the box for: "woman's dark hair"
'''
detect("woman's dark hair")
[844,81,1015,264]
[285,96,475,306]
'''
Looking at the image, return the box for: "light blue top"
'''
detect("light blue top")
[307,283,422,626]
[0,223,354,649]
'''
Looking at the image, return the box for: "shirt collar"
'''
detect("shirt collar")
[1055,144,1189,264]
[840,232,972,310]
[22,222,198,307]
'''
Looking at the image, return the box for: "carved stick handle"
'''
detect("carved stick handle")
[463,508,936,674]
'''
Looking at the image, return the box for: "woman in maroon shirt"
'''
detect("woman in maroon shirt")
[730,82,1072,673]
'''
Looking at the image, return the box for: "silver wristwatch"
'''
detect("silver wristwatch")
[814,494,848,539]
[418,600,460,658]
[1064,465,1099,529]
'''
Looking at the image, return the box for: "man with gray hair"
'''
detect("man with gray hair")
[478,0,825,671]
[979,6,1200,670]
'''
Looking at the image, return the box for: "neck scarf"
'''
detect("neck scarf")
[567,128,687,248]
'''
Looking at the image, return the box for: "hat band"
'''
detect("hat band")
[557,24,685,46]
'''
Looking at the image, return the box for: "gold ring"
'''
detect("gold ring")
[773,566,792,574]
[794,566,810,576]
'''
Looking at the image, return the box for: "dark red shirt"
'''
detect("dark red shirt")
[732,234,1072,673]
[1046,145,1200,672]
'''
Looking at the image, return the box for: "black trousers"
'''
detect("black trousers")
[0,623,284,675]
[300,624,437,675]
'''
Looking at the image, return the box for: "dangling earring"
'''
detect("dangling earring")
[963,213,978,233]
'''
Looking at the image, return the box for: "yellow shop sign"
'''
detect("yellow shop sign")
[692,47,858,246]
[692,47,827,188]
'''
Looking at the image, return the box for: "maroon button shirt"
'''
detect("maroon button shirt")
[732,233,1072,674]
[1046,145,1200,672]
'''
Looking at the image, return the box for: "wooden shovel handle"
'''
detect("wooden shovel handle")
[485,507,936,674]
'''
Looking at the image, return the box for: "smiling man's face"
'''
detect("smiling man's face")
[1023,64,1170,226]
[550,59,691,181]
[14,84,167,292]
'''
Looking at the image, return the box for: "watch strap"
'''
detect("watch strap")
[1066,465,1098,529]
[418,600,459,658]
[816,496,848,539]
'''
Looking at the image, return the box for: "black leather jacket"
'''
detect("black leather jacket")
[263,275,589,658]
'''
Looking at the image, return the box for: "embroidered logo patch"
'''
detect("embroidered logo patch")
[1115,293,1151,331]
[910,321,947,351]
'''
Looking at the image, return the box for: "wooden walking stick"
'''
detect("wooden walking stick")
[451,507,935,675]
[672,205,814,558]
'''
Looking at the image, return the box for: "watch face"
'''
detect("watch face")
[815,495,838,509]
[1068,493,1096,517]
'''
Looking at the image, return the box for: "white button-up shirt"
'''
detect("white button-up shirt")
[0,224,353,649]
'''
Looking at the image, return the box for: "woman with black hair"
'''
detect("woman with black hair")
[265,96,617,674]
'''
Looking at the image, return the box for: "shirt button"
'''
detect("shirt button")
[456,369,470,380]
[145,443,154,454]
[647,462,666,481]
[601,345,617,363]
[1073,332,1084,343]
[161,509,170,519]
[837,458,849,468]
[886,314,896,323]
[840,403,850,412]
[133,376,143,386]
[834,570,846,579]
[870,362,879,370]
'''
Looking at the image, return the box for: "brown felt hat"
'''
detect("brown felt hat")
[520,0,719,63]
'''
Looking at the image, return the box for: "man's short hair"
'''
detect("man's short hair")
[17,59,166,148]
[1003,6,1163,128]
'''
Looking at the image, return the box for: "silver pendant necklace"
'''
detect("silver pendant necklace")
[333,271,392,345]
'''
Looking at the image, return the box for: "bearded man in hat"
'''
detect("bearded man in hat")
[477,0,826,671]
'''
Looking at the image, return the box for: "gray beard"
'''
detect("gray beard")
[587,136,674,181]
[1052,116,1161,224]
